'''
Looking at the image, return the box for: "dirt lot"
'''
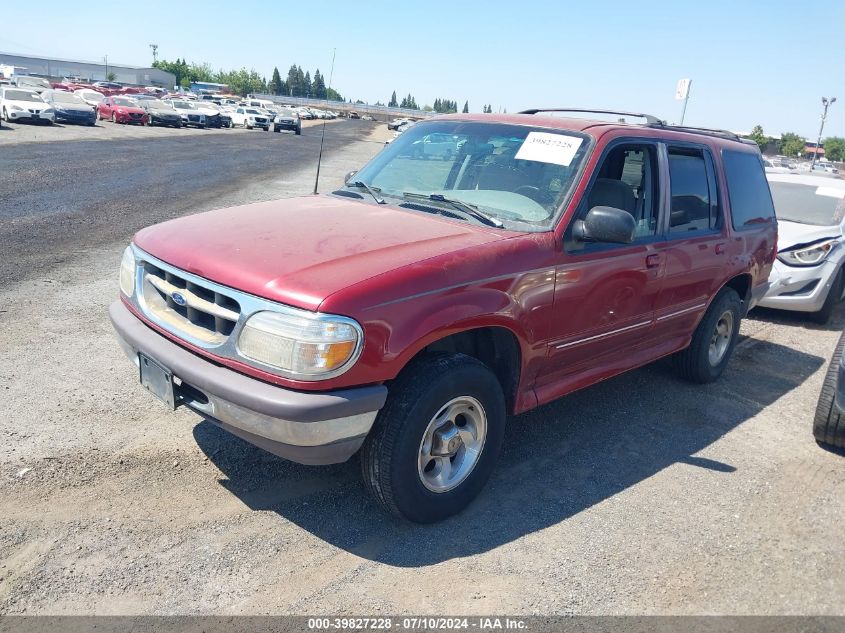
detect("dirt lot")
[1,122,844,616]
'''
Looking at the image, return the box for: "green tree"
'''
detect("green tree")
[780,132,806,157]
[312,69,327,99]
[388,91,398,107]
[824,136,845,162]
[746,125,770,151]
[268,67,283,95]
[304,71,312,97]
[326,87,343,102]
[462,101,469,113]
[106,72,117,82]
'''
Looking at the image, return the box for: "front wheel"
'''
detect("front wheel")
[811,269,844,325]
[111,113,117,124]
[360,353,506,523]
[673,288,742,383]
[1,107,7,122]
[295,127,301,136]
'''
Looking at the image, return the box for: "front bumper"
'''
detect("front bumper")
[55,110,96,124]
[757,259,839,313]
[110,300,387,464]
[7,109,54,122]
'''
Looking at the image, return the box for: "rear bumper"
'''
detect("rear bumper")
[109,300,387,465]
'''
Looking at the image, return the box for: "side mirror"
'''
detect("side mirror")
[344,170,358,185]
[573,206,636,244]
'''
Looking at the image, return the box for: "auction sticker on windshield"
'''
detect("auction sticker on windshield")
[515,132,583,166]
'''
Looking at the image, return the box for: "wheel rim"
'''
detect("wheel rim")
[708,310,734,366]
[417,396,487,493]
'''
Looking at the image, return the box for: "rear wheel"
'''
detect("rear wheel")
[674,288,742,383]
[810,269,844,325]
[814,329,845,449]
[360,353,506,523]
[111,113,117,124]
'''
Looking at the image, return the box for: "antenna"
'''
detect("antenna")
[149,44,158,64]
[313,47,336,195]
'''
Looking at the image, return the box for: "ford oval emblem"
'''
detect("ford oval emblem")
[171,291,187,307]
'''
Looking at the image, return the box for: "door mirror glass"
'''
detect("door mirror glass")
[573,206,636,244]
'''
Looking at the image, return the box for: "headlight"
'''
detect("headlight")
[237,310,362,379]
[778,239,839,267]
[42,108,55,115]
[119,246,135,297]
[10,105,23,111]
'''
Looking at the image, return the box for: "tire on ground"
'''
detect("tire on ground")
[813,329,845,449]
[360,352,506,523]
[810,269,844,325]
[673,287,742,383]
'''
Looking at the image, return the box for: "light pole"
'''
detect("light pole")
[811,97,836,171]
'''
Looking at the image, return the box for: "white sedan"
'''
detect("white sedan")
[74,89,106,108]
[0,87,55,124]
[758,173,845,323]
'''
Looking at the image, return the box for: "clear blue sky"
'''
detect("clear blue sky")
[3,0,843,138]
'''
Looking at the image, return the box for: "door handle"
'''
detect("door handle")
[715,243,727,254]
[646,253,663,268]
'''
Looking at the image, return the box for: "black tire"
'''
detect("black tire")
[274,126,280,133]
[810,269,844,325]
[111,113,117,124]
[2,107,7,122]
[360,353,506,523]
[295,127,301,136]
[674,287,742,383]
[813,330,845,449]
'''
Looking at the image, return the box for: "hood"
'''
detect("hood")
[7,100,47,109]
[55,103,92,112]
[116,105,145,114]
[133,195,507,311]
[777,220,842,250]
[149,106,178,115]
[194,106,219,115]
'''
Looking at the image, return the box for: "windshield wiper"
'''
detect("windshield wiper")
[348,180,385,204]
[402,192,503,228]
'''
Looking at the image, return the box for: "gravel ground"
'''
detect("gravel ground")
[0,122,844,616]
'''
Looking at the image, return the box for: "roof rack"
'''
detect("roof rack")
[652,124,744,142]
[519,108,664,126]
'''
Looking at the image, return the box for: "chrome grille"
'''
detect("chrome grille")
[140,261,241,345]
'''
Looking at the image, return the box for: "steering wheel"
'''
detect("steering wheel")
[514,185,543,202]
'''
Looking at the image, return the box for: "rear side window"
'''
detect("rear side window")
[667,147,719,233]
[722,150,776,229]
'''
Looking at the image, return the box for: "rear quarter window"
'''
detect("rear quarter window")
[722,149,776,230]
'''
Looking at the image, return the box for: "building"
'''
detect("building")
[804,142,825,158]
[0,52,176,88]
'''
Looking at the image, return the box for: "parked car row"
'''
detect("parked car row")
[0,86,305,135]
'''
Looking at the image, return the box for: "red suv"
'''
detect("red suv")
[110,109,777,522]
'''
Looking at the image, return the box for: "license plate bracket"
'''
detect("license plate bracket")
[138,353,176,409]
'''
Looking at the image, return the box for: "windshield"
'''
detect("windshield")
[245,108,262,115]
[77,90,104,102]
[349,120,591,228]
[278,108,296,117]
[113,98,136,107]
[17,77,50,88]
[172,101,195,110]
[3,89,43,102]
[146,100,168,109]
[769,181,845,226]
[52,92,85,104]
